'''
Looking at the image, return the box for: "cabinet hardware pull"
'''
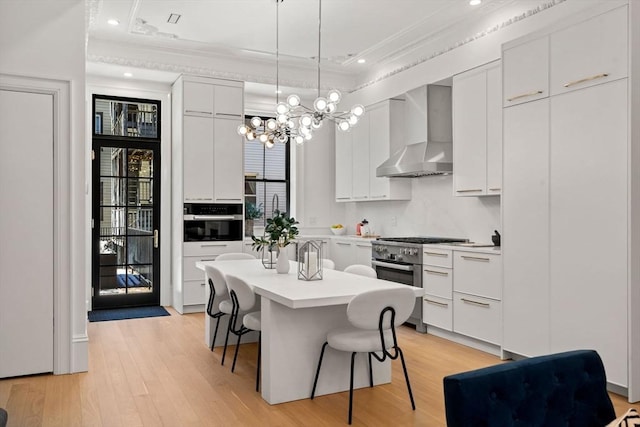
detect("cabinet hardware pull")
[424,269,448,276]
[154,230,159,248]
[185,110,213,115]
[200,258,216,262]
[456,189,483,193]
[506,90,543,102]
[370,195,387,199]
[424,252,448,257]
[424,298,448,308]
[353,196,369,199]
[201,283,206,286]
[201,243,228,247]
[461,255,490,262]
[564,73,608,88]
[461,298,490,308]
[215,112,241,117]
[215,198,242,202]
[337,242,350,246]
[336,197,351,200]
[488,188,501,191]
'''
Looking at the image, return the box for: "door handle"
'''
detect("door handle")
[154,230,159,248]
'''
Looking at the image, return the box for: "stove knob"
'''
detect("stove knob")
[410,248,417,256]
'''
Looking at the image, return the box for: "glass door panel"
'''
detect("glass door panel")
[93,146,159,308]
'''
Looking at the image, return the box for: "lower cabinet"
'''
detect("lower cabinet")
[178,241,243,313]
[422,248,502,348]
[452,292,501,345]
[330,238,371,271]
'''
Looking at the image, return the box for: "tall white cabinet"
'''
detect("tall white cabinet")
[172,75,245,314]
[335,99,411,202]
[452,60,502,196]
[502,3,636,395]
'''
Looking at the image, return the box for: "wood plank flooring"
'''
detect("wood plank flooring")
[1,306,637,426]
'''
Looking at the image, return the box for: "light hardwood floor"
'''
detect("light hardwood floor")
[1,307,637,426]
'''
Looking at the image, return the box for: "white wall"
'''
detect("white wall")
[0,0,87,373]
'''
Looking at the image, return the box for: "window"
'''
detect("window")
[244,117,290,228]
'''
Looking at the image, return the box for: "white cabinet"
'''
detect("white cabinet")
[502,36,549,107]
[331,239,355,271]
[353,241,372,266]
[549,5,627,96]
[452,250,502,345]
[183,115,214,201]
[177,76,244,203]
[453,60,502,196]
[335,99,410,202]
[171,75,245,314]
[502,99,550,357]
[422,247,502,344]
[330,238,371,271]
[422,248,453,332]
[548,79,628,386]
[178,241,243,313]
[501,4,630,389]
[335,130,353,201]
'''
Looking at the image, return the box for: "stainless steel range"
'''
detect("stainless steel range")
[372,237,467,332]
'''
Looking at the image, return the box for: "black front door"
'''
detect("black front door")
[91,95,161,309]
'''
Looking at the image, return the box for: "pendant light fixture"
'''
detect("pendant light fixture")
[237,0,365,146]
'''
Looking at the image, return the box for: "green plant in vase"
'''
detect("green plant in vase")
[252,209,299,272]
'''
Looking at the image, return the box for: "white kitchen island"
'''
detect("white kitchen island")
[196,259,422,404]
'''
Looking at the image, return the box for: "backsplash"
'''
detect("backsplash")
[343,175,500,243]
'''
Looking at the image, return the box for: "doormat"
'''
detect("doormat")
[88,306,170,322]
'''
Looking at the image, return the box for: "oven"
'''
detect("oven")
[183,203,243,242]
[372,237,468,333]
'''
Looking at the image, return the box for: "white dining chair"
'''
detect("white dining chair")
[322,259,336,270]
[311,287,416,424]
[211,252,254,365]
[225,273,262,392]
[216,252,255,261]
[204,265,233,356]
[343,264,377,278]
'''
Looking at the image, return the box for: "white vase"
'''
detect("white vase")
[276,251,290,274]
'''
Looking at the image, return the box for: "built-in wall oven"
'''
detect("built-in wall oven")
[183,203,243,242]
[372,237,467,333]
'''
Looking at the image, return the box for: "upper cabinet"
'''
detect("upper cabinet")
[453,60,502,196]
[549,5,627,96]
[502,37,549,107]
[174,76,244,203]
[334,99,411,202]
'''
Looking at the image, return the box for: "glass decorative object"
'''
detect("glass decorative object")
[298,240,323,281]
[262,247,277,269]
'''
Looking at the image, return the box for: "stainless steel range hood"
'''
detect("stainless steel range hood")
[376,85,452,178]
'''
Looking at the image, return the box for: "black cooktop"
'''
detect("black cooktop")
[377,237,468,244]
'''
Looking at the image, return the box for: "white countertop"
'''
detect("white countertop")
[195,259,422,309]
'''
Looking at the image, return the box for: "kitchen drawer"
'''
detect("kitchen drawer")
[423,294,453,331]
[453,251,501,299]
[453,292,501,345]
[183,241,243,257]
[183,280,207,306]
[183,256,218,281]
[422,248,453,268]
[422,265,452,299]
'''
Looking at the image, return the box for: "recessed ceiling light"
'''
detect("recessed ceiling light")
[469,0,481,5]
[123,72,133,78]
[107,19,120,26]
[357,59,366,64]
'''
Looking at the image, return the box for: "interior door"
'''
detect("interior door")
[92,95,161,309]
[0,89,54,377]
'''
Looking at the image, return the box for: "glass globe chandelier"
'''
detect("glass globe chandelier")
[237,0,364,147]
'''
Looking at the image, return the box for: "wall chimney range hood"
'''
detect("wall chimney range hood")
[376,85,452,178]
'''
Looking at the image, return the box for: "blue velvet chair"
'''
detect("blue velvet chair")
[443,350,616,427]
